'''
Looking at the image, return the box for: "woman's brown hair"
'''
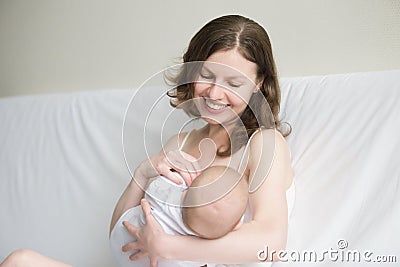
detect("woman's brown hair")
[167,15,291,156]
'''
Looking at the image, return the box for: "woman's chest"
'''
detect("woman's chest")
[183,141,250,179]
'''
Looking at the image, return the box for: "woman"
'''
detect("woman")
[0,14,293,267]
[111,15,294,266]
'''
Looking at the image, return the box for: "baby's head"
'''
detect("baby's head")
[181,165,248,239]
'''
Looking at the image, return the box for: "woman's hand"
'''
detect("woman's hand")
[136,149,201,186]
[121,199,166,267]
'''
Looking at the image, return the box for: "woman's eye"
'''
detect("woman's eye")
[199,72,213,79]
[228,82,241,88]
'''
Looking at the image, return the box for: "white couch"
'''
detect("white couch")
[1,70,399,266]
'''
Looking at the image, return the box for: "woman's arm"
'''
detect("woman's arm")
[109,133,180,235]
[109,170,148,236]
[125,129,294,263]
[110,132,199,235]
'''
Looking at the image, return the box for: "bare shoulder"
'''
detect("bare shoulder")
[249,128,289,150]
[248,128,293,189]
[161,131,190,152]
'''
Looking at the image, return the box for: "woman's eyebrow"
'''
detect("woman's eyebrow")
[200,66,213,74]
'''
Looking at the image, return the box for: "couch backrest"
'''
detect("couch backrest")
[1,70,399,266]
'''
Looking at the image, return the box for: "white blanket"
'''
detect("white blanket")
[277,70,400,266]
[0,70,399,266]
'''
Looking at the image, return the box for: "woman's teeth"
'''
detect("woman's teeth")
[205,99,227,110]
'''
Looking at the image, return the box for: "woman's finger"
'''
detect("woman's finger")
[150,257,159,267]
[121,241,140,253]
[177,171,192,186]
[190,161,201,179]
[157,156,183,184]
[129,251,148,261]
[165,150,180,169]
[122,221,139,237]
[166,150,198,185]
[168,150,193,169]
[141,198,159,225]
[140,198,165,233]
[161,166,183,184]
[192,160,203,176]
[178,151,201,183]
[184,160,202,186]
[183,166,195,186]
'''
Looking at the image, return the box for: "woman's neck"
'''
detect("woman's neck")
[201,124,231,148]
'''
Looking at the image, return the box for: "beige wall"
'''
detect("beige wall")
[0,0,399,97]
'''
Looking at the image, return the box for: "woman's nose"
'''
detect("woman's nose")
[208,83,225,99]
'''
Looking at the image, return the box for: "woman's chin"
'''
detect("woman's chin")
[201,117,222,125]
[200,115,240,128]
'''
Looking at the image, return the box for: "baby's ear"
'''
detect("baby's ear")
[232,220,243,231]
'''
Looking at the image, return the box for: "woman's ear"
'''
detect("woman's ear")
[253,79,264,93]
[256,78,264,89]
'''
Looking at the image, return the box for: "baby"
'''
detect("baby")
[110,165,248,267]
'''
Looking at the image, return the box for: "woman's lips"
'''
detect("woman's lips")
[203,98,229,114]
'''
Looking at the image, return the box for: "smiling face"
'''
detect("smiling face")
[167,15,285,157]
[193,49,261,125]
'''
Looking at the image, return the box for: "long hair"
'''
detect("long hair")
[167,15,291,156]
